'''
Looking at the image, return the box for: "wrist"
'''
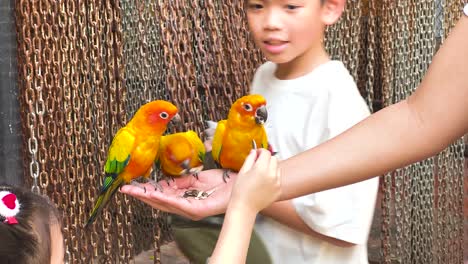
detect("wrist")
[227,200,259,218]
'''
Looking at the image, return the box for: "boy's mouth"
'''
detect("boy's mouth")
[263,40,289,54]
[264,39,287,45]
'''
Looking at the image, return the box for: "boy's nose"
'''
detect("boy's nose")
[264,9,282,31]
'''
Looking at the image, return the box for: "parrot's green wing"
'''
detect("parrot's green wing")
[86,128,135,227]
[211,120,226,163]
[102,128,135,192]
[198,151,205,163]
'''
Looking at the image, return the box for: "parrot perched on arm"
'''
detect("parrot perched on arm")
[155,130,206,180]
[85,100,179,227]
[211,94,270,181]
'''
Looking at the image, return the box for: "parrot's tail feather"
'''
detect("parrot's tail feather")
[85,177,124,228]
[85,195,105,228]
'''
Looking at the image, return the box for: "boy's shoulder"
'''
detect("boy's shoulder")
[300,60,356,95]
[318,60,356,91]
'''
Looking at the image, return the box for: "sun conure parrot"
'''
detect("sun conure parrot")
[211,94,269,181]
[85,100,180,227]
[156,130,206,180]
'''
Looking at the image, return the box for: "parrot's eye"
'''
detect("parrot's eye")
[160,112,169,119]
[243,103,253,112]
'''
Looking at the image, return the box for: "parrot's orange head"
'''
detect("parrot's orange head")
[229,94,268,126]
[133,100,180,132]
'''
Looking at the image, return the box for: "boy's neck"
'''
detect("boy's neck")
[274,43,330,80]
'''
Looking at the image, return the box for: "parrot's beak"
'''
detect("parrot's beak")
[170,113,182,126]
[255,106,268,125]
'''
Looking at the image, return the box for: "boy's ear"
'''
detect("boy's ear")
[320,0,346,26]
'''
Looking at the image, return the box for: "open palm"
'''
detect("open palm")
[120,169,236,220]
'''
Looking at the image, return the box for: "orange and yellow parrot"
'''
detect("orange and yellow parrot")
[156,130,206,180]
[211,94,269,181]
[85,100,179,227]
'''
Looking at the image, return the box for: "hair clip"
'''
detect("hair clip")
[0,191,20,225]
[464,3,468,17]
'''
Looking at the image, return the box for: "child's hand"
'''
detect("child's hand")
[230,149,281,213]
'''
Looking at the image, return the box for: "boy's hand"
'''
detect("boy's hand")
[230,149,282,213]
[120,170,237,220]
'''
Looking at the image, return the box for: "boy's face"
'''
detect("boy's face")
[246,0,328,64]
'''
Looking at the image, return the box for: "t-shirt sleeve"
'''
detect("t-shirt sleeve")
[326,86,370,139]
[293,80,377,245]
[293,180,378,244]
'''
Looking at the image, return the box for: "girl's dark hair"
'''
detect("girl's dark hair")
[0,184,62,264]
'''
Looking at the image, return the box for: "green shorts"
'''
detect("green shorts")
[171,215,271,264]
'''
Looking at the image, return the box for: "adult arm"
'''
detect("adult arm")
[279,16,468,200]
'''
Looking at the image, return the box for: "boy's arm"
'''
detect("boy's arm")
[261,201,355,247]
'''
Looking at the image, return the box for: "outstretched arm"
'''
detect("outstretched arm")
[279,16,468,200]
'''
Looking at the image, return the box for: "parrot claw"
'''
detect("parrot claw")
[130,180,147,193]
[222,170,230,183]
[164,177,175,187]
[146,178,164,192]
[188,165,203,179]
[180,161,203,180]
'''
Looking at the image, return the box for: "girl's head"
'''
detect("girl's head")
[0,184,64,264]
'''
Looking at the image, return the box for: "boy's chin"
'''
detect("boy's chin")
[264,53,292,64]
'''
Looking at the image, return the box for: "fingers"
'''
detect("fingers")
[252,148,272,171]
[238,149,273,176]
[238,150,257,174]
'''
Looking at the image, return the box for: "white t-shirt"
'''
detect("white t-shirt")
[251,61,379,264]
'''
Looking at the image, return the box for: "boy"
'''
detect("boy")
[246,0,378,263]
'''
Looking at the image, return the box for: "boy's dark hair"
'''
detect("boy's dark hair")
[0,184,62,264]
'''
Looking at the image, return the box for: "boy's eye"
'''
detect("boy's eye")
[247,3,263,10]
[286,5,298,10]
